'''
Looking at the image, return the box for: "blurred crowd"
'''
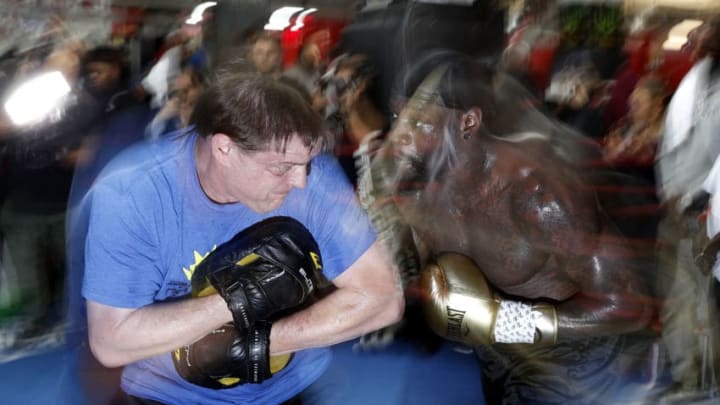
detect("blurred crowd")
[1,0,720,403]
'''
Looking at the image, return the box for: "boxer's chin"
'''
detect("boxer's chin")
[393,158,428,193]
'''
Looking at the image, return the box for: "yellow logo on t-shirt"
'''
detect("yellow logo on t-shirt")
[182,248,214,281]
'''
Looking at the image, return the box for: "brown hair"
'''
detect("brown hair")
[250,33,281,49]
[190,67,324,153]
[696,14,720,60]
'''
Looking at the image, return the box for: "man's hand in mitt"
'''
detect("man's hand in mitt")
[193,216,323,329]
[173,216,323,388]
[174,321,275,388]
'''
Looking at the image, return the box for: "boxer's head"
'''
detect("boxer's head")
[379,52,496,194]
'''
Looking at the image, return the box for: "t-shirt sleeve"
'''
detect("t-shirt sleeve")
[82,182,163,308]
[303,154,377,280]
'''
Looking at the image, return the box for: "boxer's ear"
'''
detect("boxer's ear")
[460,107,482,140]
[389,97,408,118]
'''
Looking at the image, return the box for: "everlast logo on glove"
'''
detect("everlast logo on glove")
[173,217,323,389]
[446,306,467,340]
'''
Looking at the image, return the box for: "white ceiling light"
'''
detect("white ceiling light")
[4,71,71,126]
[186,2,217,25]
[264,6,304,31]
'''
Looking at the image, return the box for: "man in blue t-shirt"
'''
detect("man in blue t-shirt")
[80,70,403,404]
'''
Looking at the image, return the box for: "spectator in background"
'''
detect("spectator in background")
[319,53,385,186]
[83,47,122,99]
[701,154,720,311]
[601,75,667,241]
[248,33,283,78]
[284,40,322,96]
[658,15,720,216]
[0,42,104,344]
[545,63,609,139]
[603,75,668,184]
[144,8,211,99]
[604,27,669,129]
[700,17,720,314]
[82,46,145,113]
[655,14,720,396]
[62,42,158,200]
[140,31,190,110]
[605,21,699,131]
[146,65,206,140]
[500,41,541,99]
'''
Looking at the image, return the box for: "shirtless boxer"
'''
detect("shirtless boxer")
[373,52,672,404]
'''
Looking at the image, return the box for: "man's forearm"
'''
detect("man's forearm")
[268,285,404,354]
[268,242,405,354]
[87,294,232,368]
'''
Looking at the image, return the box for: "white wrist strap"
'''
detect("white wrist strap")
[494,300,539,344]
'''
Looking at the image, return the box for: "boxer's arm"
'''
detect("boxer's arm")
[420,240,652,346]
[525,200,654,338]
[268,240,404,354]
[555,238,655,338]
[511,176,655,340]
[87,294,232,368]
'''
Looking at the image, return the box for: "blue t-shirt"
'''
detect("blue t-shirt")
[82,131,376,404]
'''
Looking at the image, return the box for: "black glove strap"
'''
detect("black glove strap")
[247,321,272,383]
[222,281,254,329]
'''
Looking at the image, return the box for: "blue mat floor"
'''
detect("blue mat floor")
[0,337,486,404]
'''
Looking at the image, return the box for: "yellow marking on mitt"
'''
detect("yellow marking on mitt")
[236,253,260,267]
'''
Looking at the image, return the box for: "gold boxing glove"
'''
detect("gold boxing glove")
[420,252,558,345]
